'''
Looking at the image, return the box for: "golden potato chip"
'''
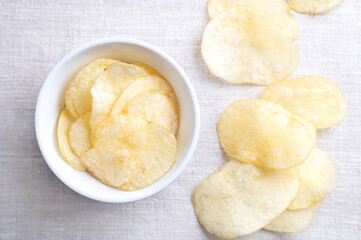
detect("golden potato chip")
[90,62,148,134]
[260,76,347,129]
[288,147,336,210]
[264,202,321,233]
[207,0,299,40]
[217,99,316,169]
[133,62,163,77]
[65,58,118,119]
[287,0,343,14]
[57,108,86,171]
[192,160,299,238]
[201,6,299,85]
[69,112,91,157]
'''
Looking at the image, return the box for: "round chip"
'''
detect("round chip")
[133,62,163,77]
[217,99,316,169]
[57,108,86,171]
[260,76,347,129]
[207,0,299,40]
[192,160,299,238]
[201,6,300,85]
[69,112,91,157]
[288,147,336,210]
[65,58,118,119]
[264,202,321,233]
[287,0,343,14]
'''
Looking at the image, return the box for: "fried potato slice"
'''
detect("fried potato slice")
[264,202,321,233]
[260,76,347,129]
[201,6,299,85]
[217,99,316,169]
[65,58,118,119]
[288,147,336,210]
[133,62,163,77]
[57,108,86,170]
[207,0,299,40]
[287,0,343,14]
[69,112,91,157]
[192,160,299,238]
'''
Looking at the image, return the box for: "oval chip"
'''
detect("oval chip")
[217,99,316,169]
[69,112,92,157]
[287,0,343,14]
[260,76,347,129]
[201,5,299,85]
[192,160,299,238]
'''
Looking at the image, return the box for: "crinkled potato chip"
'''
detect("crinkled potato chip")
[260,76,347,129]
[207,0,300,40]
[57,108,86,170]
[287,0,343,14]
[264,202,321,233]
[288,147,336,210]
[217,99,316,169]
[192,160,299,238]
[201,6,299,85]
[69,112,92,157]
[65,58,118,119]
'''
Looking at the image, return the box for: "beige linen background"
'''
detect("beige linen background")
[0,0,360,239]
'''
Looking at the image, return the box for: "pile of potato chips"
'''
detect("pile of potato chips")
[57,59,179,191]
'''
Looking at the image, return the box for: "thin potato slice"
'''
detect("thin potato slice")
[65,58,118,119]
[287,0,343,14]
[69,112,91,157]
[192,160,299,238]
[57,108,86,170]
[207,0,299,40]
[133,62,163,77]
[264,202,321,233]
[260,76,347,129]
[288,147,336,210]
[201,6,299,85]
[217,99,316,169]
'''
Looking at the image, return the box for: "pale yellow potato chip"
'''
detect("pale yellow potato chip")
[217,99,316,169]
[288,147,336,210]
[133,62,163,77]
[201,6,299,85]
[90,62,148,134]
[65,58,118,119]
[260,76,347,129]
[69,112,91,157]
[192,160,299,238]
[125,92,179,136]
[57,108,86,171]
[264,202,321,233]
[207,0,299,40]
[287,0,343,14]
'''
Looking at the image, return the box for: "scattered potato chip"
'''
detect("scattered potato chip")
[201,6,299,85]
[207,0,300,40]
[264,202,321,233]
[57,108,86,170]
[192,160,299,238]
[69,112,92,157]
[288,147,336,210]
[65,58,119,119]
[217,99,316,169]
[133,62,163,77]
[260,76,347,129]
[287,0,343,14]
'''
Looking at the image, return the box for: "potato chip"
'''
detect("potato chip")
[260,76,347,129]
[65,58,118,119]
[288,147,336,210]
[69,112,91,157]
[264,202,321,233]
[192,160,299,238]
[217,99,316,169]
[287,0,343,14]
[133,62,163,77]
[207,0,299,40]
[201,6,299,85]
[57,108,86,170]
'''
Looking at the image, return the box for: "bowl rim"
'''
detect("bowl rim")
[35,37,200,203]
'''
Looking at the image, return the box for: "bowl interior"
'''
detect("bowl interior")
[36,39,199,202]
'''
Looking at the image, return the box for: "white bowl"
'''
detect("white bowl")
[35,38,200,203]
